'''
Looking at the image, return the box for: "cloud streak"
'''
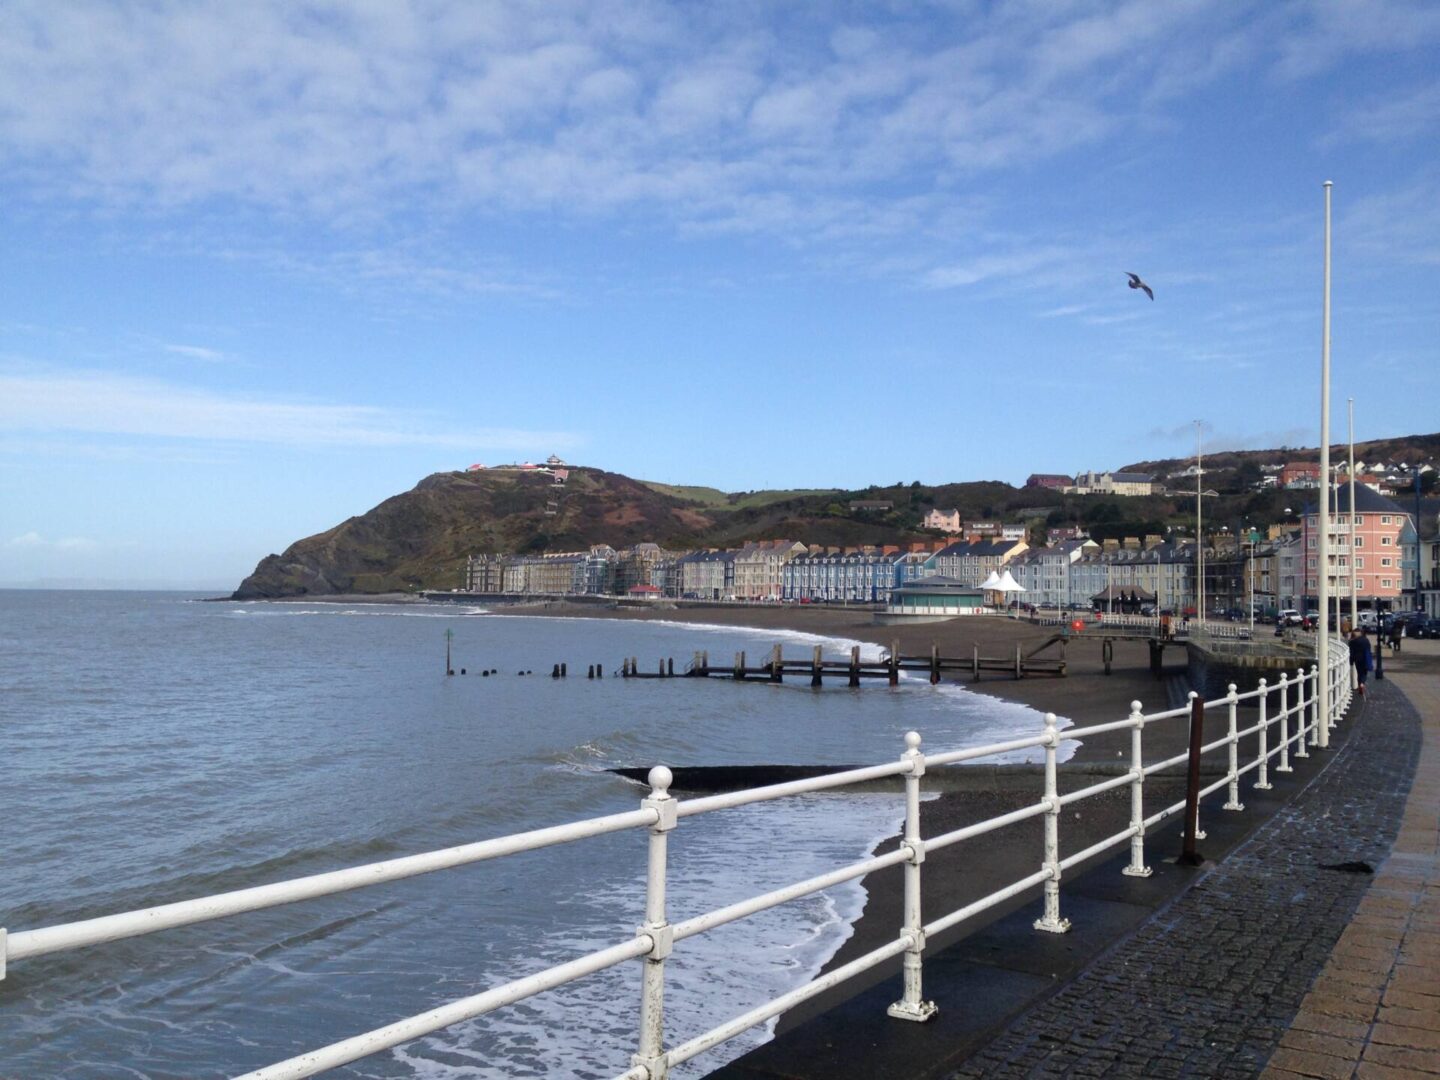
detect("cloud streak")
[3,0,1402,234]
[0,366,580,452]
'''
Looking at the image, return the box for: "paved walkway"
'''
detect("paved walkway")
[941,671,1424,1079]
[710,643,1438,1080]
[1261,654,1440,1080]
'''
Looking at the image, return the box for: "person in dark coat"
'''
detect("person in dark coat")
[1348,629,1373,696]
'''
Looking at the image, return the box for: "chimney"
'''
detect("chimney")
[1102,539,1121,553]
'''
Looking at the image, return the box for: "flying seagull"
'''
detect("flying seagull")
[1126,272,1154,300]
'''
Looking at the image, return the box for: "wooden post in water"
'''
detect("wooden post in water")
[445,628,454,676]
[597,662,603,678]
[1103,639,1113,675]
[734,652,743,680]
[972,643,980,682]
[667,657,674,677]
[812,645,824,687]
[889,640,900,686]
[849,644,861,687]
[930,643,940,685]
[1015,642,1022,680]
[771,643,783,683]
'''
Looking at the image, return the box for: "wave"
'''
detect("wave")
[223,604,489,619]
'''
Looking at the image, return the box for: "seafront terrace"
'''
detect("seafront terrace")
[1,638,1375,1078]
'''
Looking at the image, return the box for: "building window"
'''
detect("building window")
[1382,558,1392,567]
[1382,537,1392,546]
[1356,557,1365,569]
[1382,516,1391,524]
[1354,536,1364,548]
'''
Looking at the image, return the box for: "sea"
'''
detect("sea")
[0,590,1056,1079]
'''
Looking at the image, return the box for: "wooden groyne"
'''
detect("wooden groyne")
[614,638,1067,685]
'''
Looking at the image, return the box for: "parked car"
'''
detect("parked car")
[1277,609,1303,627]
[1412,618,1440,640]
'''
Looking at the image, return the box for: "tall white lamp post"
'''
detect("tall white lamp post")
[1317,181,1333,749]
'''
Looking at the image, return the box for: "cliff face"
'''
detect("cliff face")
[232,468,718,599]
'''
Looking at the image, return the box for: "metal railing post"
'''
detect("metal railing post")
[1034,713,1071,933]
[1254,678,1273,790]
[1294,667,1311,757]
[1123,700,1151,877]
[633,766,677,1080]
[1276,673,1293,773]
[1224,683,1244,811]
[1318,654,1331,749]
[888,731,937,1022]
[1308,664,1321,748]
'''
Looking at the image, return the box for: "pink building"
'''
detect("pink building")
[1302,486,1410,610]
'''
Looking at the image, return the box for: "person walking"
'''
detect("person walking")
[1348,628,1374,697]
[1389,620,1403,653]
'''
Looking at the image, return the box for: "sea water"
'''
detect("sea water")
[0,591,1054,1078]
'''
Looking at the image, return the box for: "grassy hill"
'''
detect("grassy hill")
[234,434,1439,597]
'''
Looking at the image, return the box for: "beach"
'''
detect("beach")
[479,600,1211,1030]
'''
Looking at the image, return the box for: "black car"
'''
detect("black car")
[1412,618,1440,639]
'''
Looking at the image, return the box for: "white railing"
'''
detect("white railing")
[2,643,1353,1080]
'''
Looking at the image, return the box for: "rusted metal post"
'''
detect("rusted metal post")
[930,643,940,685]
[1015,642,1022,679]
[889,640,900,686]
[850,645,861,688]
[1178,693,1206,865]
[771,643,783,683]
[812,645,823,687]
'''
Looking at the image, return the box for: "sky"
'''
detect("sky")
[2,1,1438,589]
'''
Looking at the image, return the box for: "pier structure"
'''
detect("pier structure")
[615,639,1067,685]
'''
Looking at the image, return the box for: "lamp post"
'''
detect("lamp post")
[1195,420,1205,629]
[1317,180,1333,749]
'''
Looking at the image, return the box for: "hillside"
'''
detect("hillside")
[1121,432,1440,478]
[234,435,1439,598]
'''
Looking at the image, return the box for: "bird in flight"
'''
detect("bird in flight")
[1126,272,1154,300]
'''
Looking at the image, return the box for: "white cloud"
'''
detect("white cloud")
[164,343,226,361]
[1326,80,1440,146]
[0,0,1288,232]
[922,246,1072,289]
[0,365,581,452]
[7,531,99,551]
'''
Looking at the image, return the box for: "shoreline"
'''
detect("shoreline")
[233,592,1210,1064]
[468,598,1212,1047]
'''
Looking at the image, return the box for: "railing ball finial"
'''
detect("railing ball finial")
[647,766,673,799]
[1130,699,1143,715]
[904,730,922,752]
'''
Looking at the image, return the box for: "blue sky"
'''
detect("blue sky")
[2,1,1438,589]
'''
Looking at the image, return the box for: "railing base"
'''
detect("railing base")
[1033,915,1072,934]
[1122,864,1153,878]
[1254,781,1274,791]
[887,999,938,1023]
[1223,800,1245,812]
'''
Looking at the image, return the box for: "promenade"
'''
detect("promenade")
[710,639,1438,1080]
